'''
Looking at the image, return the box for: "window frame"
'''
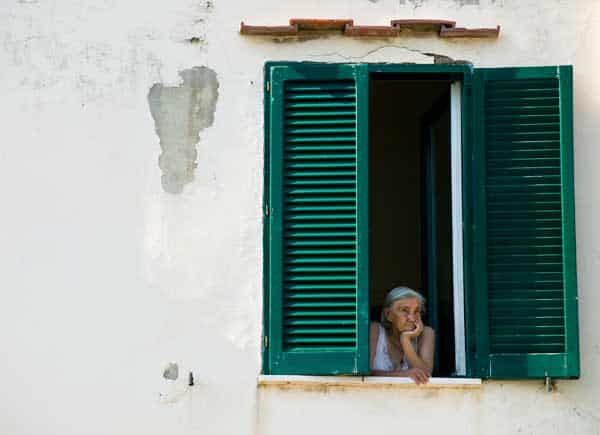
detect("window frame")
[262,62,579,379]
[263,62,475,376]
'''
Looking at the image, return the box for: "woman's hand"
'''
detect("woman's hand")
[401,318,424,340]
[404,368,429,384]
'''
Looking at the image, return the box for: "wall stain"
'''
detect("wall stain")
[162,362,179,380]
[424,53,471,64]
[148,67,219,194]
[399,0,425,7]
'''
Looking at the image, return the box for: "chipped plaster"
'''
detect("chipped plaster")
[148,67,219,194]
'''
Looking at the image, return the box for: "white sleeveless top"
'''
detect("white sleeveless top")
[372,324,419,371]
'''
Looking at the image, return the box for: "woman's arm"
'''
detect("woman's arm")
[401,325,435,375]
[369,321,434,384]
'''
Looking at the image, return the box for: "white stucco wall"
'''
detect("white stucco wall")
[1,1,599,434]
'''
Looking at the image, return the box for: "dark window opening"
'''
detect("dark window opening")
[369,78,455,376]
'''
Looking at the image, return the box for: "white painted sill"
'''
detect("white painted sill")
[258,375,482,389]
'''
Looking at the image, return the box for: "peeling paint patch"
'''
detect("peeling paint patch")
[162,362,179,380]
[148,67,219,194]
[424,53,471,65]
[399,0,425,7]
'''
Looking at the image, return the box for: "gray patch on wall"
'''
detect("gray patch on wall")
[148,67,219,194]
[163,362,179,380]
[398,0,424,7]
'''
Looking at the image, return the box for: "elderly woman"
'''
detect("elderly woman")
[370,286,435,384]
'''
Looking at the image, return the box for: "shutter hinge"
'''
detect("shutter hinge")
[266,81,270,92]
[264,203,270,217]
[263,335,269,348]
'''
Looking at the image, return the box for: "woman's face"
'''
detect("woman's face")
[385,297,422,332]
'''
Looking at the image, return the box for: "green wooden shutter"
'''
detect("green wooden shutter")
[472,66,579,378]
[265,63,369,375]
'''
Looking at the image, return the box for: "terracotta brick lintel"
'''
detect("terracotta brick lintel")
[391,19,457,32]
[344,25,399,37]
[239,19,500,38]
[290,18,353,31]
[440,25,500,38]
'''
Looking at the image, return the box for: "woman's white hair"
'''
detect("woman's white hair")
[380,286,426,331]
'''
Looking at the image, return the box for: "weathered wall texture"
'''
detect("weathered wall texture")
[1,1,600,435]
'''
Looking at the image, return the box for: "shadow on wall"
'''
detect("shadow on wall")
[148,66,219,194]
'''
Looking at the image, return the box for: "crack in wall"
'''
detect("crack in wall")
[148,67,219,194]
[306,45,470,64]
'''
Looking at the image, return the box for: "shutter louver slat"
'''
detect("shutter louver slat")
[281,79,359,353]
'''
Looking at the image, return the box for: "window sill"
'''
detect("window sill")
[258,375,482,389]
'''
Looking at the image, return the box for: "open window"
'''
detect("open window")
[263,62,579,379]
[369,76,458,376]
